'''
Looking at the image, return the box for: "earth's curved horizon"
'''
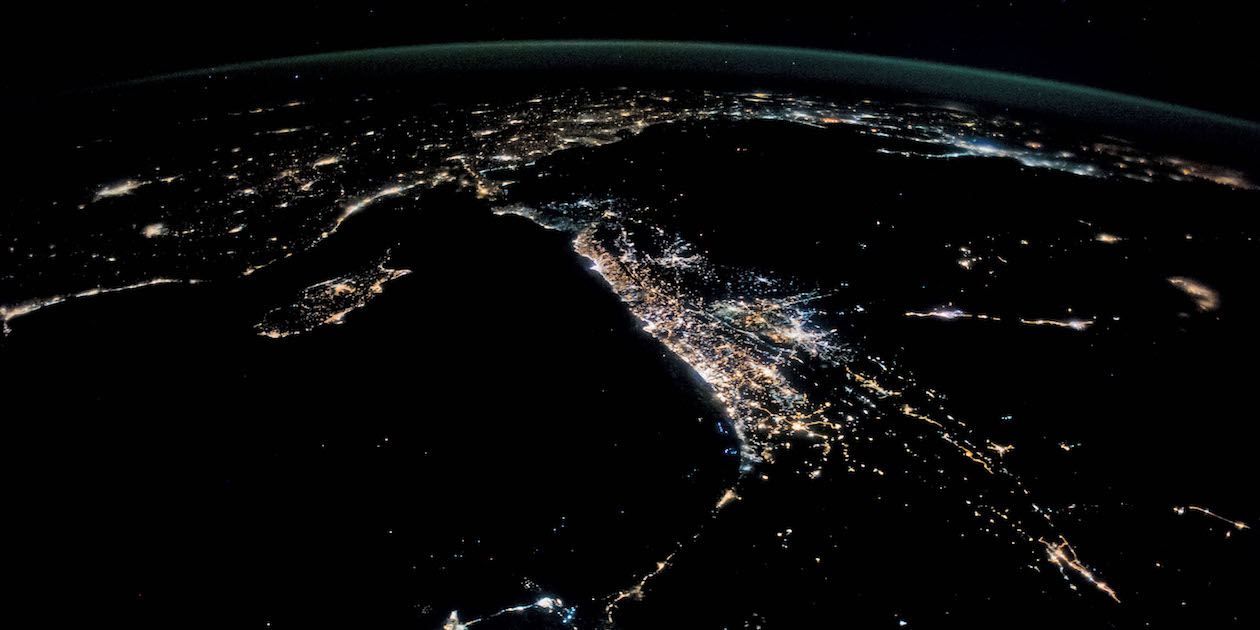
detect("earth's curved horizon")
[118,40,1258,131]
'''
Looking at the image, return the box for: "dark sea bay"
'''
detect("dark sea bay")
[3,184,740,628]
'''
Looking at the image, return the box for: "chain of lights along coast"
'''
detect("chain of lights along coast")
[4,86,1255,629]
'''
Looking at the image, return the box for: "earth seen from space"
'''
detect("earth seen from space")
[4,42,1257,629]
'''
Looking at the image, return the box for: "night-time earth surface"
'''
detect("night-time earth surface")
[5,42,1257,629]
